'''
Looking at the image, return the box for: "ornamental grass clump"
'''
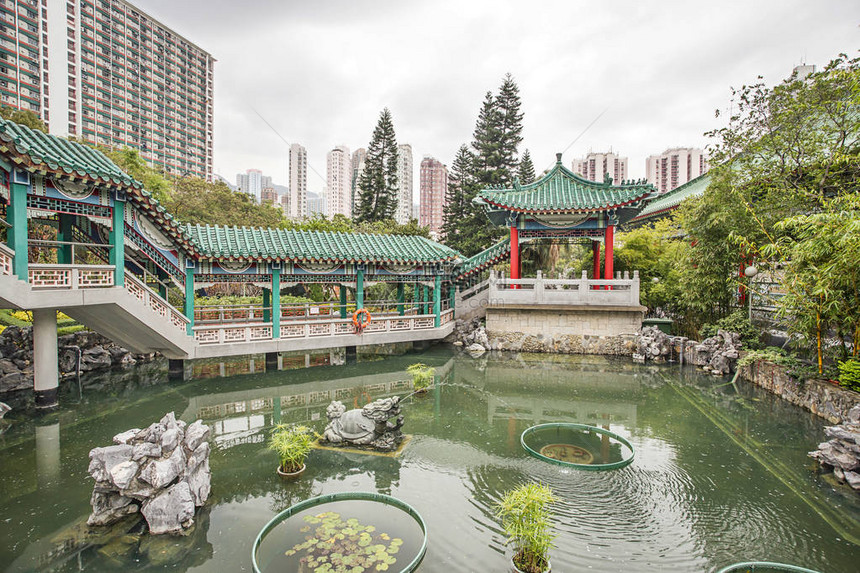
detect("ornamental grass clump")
[269,424,315,474]
[496,483,557,573]
[406,363,435,393]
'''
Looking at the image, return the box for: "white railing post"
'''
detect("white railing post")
[71,267,79,289]
[632,270,640,306]
[536,270,544,303]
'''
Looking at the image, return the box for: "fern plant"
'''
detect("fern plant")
[838,359,860,392]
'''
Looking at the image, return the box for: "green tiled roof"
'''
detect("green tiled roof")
[0,116,198,255]
[186,225,462,264]
[457,238,511,278]
[0,116,138,186]
[631,172,710,222]
[475,155,654,213]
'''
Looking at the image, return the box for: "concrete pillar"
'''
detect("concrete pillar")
[345,345,357,365]
[8,171,29,280]
[433,275,441,327]
[168,359,185,380]
[356,268,364,309]
[397,282,405,316]
[184,265,195,336]
[265,352,278,372]
[35,420,61,489]
[272,266,281,339]
[340,285,348,318]
[57,213,74,264]
[109,197,125,286]
[262,288,271,322]
[33,309,59,409]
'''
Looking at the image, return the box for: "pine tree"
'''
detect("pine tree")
[355,108,399,223]
[442,145,475,251]
[495,73,524,188]
[518,149,536,184]
[471,92,501,187]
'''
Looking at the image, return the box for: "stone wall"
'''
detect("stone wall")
[0,326,156,394]
[485,307,643,338]
[739,360,860,424]
[488,332,637,355]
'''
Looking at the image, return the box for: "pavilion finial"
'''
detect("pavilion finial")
[555,152,563,164]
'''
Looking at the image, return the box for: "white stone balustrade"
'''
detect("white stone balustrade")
[0,243,13,276]
[487,269,641,308]
[192,310,451,346]
[28,264,115,289]
[124,273,189,331]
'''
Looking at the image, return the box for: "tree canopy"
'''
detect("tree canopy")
[0,106,47,133]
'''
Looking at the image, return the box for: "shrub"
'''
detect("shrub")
[496,483,557,573]
[269,424,315,473]
[737,347,798,369]
[838,359,860,392]
[700,310,762,349]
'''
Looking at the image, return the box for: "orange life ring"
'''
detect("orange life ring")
[352,308,371,330]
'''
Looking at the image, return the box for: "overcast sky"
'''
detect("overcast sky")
[133,0,857,197]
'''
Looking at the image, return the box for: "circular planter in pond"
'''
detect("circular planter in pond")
[521,423,635,471]
[717,562,822,573]
[252,491,427,573]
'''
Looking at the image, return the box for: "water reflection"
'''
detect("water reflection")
[0,349,859,572]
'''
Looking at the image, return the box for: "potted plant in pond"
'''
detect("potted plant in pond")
[496,483,557,573]
[407,363,436,394]
[269,424,315,477]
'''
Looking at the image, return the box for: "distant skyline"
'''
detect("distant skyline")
[131,0,857,195]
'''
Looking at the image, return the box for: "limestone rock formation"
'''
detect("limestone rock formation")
[86,412,211,534]
[809,405,860,493]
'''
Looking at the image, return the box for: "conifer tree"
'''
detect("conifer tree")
[495,73,524,187]
[355,108,399,223]
[442,145,475,251]
[518,149,536,184]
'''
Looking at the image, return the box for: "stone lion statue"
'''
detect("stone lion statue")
[321,396,404,451]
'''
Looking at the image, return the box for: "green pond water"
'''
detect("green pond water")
[1,347,859,572]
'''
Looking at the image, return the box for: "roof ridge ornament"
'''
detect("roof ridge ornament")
[555,152,563,165]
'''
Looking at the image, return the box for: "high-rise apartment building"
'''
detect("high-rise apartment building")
[350,147,366,215]
[396,144,413,224]
[307,191,325,216]
[645,147,708,193]
[326,145,351,218]
[419,156,447,239]
[572,151,628,184]
[260,187,277,204]
[289,143,307,219]
[236,169,264,202]
[0,0,215,180]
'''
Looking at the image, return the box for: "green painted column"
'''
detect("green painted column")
[8,173,29,281]
[413,284,420,314]
[356,268,364,309]
[157,268,168,299]
[397,283,405,316]
[184,265,195,336]
[422,285,429,315]
[57,213,73,264]
[340,285,348,318]
[262,288,271,322]
[272,267,281,339]
[433,275,441,327]
[109,197,125,286]
[449,284,456,318]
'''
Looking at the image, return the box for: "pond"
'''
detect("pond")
[1,347,858,572]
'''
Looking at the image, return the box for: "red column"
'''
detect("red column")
[510,226,520,288]
[592,240,601,280]
[603,225,614,283]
